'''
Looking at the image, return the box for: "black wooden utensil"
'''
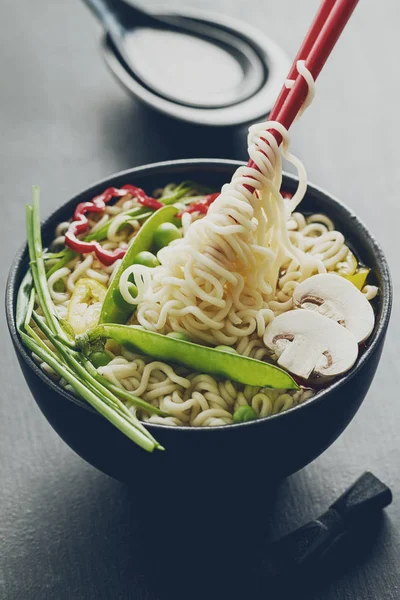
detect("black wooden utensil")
[83,0,265,109]
[259,472,392,581]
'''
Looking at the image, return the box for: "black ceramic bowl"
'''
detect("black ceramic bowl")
[6,159,392,491]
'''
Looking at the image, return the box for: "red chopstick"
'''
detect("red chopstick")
[275,0,359,132]
[246,0,359,175]
[269,0,336,122]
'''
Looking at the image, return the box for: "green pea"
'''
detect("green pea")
[153,222,181,250]
[89,351,112,369]
[133,251,160,268]
[214,345,238,354]
[233,405,257,424]
[127,282,138,298]
[53,279,65,293]
[113,281,137,310]
[167,331,193,342]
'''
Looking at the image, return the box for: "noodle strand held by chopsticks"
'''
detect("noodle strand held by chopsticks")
[124,65,320,345]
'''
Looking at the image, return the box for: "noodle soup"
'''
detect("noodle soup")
[15,64,380,455]
[32,178,377,429]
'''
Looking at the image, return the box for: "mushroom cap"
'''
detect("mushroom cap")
[293,273,375,343]
[264,309,359,380]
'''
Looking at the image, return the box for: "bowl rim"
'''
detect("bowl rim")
[6,158,392,436]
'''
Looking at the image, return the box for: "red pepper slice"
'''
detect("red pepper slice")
[121,185,163,210]
[64,185,163,265]
[64,233,127,266]
[177,193,220,218]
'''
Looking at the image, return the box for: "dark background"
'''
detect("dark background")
[1,1,399,599]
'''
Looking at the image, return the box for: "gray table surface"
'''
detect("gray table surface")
[1,1,399,599]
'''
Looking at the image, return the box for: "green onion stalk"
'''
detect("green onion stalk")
[19,188,164,452]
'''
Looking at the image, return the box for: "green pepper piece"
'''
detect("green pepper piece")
[78,325,299,389]
[99,205,178,325]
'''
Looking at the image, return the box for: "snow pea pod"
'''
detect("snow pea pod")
[78,325,299,390]
[100,205,179,325]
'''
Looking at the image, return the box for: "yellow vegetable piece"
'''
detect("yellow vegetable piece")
[337,250,358,276]
[341,268,370,291]
[67,278,107,334]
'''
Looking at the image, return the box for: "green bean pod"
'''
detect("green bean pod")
[100,205,179,325]
[78,325,299,389]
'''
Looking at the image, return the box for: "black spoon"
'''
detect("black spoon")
[83,0,266,109]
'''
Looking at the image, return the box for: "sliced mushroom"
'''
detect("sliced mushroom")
[293,273,375,343]
[264,310,358,380]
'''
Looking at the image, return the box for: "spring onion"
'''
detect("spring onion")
[19,188,164,452]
